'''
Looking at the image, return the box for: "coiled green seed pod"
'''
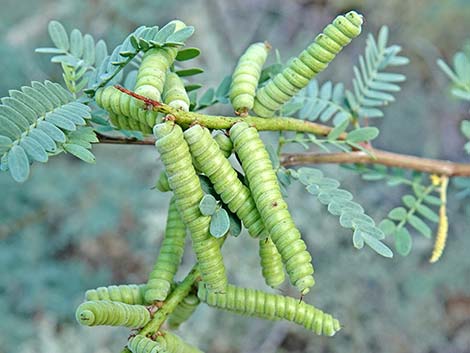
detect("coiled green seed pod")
[230,122,314,295]
[85,284,148,305]
[154,122,227,293]
[259,236,285,288]
[94,86,157,132]
[156,331,203,353]
[184,124,264,238]
[229,42,270,116]
[128,335,164,353]
[213,133,233,158]
[156,171,171,192]
[198,284,341,336]
[75,301,151,328]
[145,197,186,302]
[134,21,186,102]
[163,72,190,111]
[168,294,200,329]
[253,11,363,117]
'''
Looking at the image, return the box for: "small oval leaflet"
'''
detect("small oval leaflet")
[210,208,230,238]
[394,227,412,256]
[199,194,217,216]
[8,145,30,182]
[176,47,201,61]
[228,211,242,237]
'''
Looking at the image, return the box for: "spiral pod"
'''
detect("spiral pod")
[128,335,164,353]
[168,294,200,329]
[198,284,340,336]
[154,122,227,293]
[229,42,270,116]
[75,301,151,328]
[134,20,186,102]
[213,133,233,158]
[184,124,264,238]
[145,197,187,302]
[259,236,285,288]
[253,11,363,117]
[163,72,190,111]
[94,86,157,133]
[230,122,314,295]
[85,284,147,305]
[156,331,203,353]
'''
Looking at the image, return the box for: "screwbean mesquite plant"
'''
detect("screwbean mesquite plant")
[2,10,470,353]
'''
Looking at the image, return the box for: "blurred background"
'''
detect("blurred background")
[1,0,470,352]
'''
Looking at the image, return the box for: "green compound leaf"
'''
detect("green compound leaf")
[37,21,110,96]
[346,127,379,143]
[346,26,408,119]
[295,167,391,257]
[438,47,470,152]
[394,227,412,256]
[289,80,352,124]
[199,194,218,216]
[210,208,230,238]
[0,81,94,182]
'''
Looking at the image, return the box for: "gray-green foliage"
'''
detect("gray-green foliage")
[346,26,409,119]
[86,22,194,93]
[287,80,351,124]
[199,196,232,238]
[346,165,441,256]
[438,45,470,153]
[0,81,95,182]
[284,26,408,127]
[36,21,109,95]
[0,4,466,352]
[293,167,392,257]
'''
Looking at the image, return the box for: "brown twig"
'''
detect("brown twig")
[96,135,470,176]
[100,86,470,177]
[281,150,470,177]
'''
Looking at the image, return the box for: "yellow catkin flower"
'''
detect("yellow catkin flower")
[429,176,449,263]
[430,174,441,186]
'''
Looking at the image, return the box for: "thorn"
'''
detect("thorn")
[163,114,176,122]
[189,120,201,128]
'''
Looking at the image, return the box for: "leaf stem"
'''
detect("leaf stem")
[395,184,436,232]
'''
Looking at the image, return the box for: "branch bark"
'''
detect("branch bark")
[281,150,470,177]
[97,134,470,177]
[98,86,470,177]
